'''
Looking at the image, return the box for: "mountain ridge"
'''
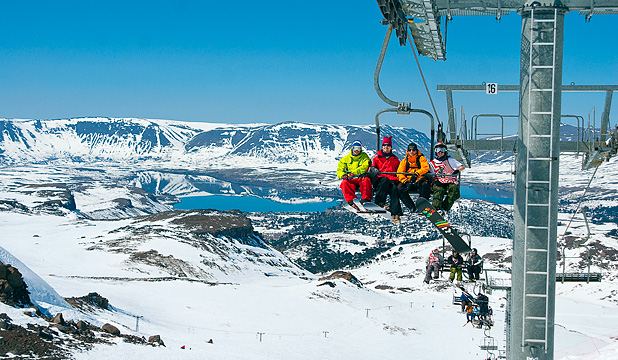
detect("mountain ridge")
[0,117,429,166]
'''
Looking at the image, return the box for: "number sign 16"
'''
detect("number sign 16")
[486,83,498,95]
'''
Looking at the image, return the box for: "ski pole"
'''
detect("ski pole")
[318,172,363,185]
[318,178,342,185]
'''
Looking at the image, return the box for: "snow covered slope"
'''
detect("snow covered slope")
[1,117,618,359]
[1,199,617,359]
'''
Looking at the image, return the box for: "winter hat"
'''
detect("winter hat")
[350,140,362,156]
[382,136,393,146]
[407,142,418,152]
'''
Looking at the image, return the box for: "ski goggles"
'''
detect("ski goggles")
[352,146,362,152]
[435,146,446,153]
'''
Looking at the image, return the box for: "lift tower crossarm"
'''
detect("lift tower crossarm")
[378,0,618,61]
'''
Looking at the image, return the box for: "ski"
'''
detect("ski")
[342,203,371,214]
[342,199,390,220]
[415,197,472,254]
[342,200,379,214]
[360,201,391,220]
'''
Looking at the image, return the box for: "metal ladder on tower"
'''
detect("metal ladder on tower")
[521,7,558,354]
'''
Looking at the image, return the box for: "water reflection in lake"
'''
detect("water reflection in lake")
[173,184,513,213]
[174,195,340,213]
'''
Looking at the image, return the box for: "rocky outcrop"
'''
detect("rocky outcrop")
[0,262,32,307]
[20,184,76,213]
[65,292,109,311]
[148,335,165,346]
[142,209,256,241]
[102,323,121,336]
[318,271,363,287]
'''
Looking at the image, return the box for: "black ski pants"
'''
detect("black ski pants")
[396,178,430,213]
[373,177,403,216]
[468,265,482,280]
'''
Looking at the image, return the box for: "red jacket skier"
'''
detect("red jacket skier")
[370,136,403,223]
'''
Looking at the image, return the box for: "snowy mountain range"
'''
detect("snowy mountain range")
[0,117,429,167]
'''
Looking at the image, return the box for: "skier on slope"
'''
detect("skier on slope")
[337,140,372,210]
[447,250,465,284]
[423,248,443,284]
[396,142,430,214]
[429,142,465,213]
[466,248,483,282]
[368,136,403,223]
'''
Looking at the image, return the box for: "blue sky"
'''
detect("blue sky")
[1,1,616,136]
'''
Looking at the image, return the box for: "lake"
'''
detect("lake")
[173,184,513,212]
[174,195,340,212]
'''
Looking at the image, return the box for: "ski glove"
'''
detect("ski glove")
[452,169,460,175]
[367,167,380,177]
[408,173,418,183]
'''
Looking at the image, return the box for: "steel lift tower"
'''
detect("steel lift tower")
[376,1,618,359]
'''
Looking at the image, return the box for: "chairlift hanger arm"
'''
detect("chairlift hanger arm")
[373,23,438,155]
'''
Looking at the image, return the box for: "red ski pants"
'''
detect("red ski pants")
[340,177,372,203]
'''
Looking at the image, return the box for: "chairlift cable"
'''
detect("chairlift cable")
[407,27,442,128]
[560,165,599,241]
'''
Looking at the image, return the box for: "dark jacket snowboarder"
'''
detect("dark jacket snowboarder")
[467,248,483,281]
[476,293,489,316]
[447,251,464,282]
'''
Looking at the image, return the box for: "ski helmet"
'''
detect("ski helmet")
[472,248,477,254]
[407,142,418,152]
[434,142,447,156]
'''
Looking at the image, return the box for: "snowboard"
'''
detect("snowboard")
[415,197,472,254]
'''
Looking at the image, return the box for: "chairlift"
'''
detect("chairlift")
[479,336,498,351]
[557,244,602,283]
[439,231,471,273]
[371,19,469,215]
[372,20,444,158]
[557,206,602,283]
